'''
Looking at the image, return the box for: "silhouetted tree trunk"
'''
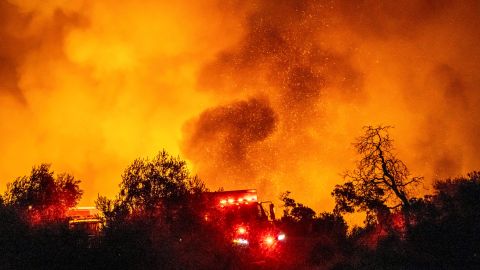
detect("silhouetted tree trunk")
[332,126,422,226]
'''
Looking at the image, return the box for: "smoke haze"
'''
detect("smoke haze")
[1,0,480,213]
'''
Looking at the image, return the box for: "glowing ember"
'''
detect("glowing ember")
[0,1,479,225]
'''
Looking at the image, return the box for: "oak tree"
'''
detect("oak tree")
[3,164,82,223]
[332,126,422,223]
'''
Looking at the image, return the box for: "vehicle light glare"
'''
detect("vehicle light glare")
[233,238,249,245]
[277,234,285,241]
[264,236,275,245]
[238,227,246,234]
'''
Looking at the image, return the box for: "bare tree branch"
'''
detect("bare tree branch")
[332,126,423,224]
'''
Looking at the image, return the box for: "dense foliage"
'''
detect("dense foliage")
[3,164,82,223]
[1,144,480,269]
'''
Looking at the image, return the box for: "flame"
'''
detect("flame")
[1,1,480,224]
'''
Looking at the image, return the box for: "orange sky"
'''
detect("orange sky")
[1,0,480,216]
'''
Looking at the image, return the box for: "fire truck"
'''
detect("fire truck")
[203,189,285,254]
[66,206,103,236]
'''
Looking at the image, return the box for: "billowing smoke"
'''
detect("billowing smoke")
[1,0,480,213]
[183,1,365,203]
[183,98,276,187]
[0,0,246,202]
[182,0,480,210]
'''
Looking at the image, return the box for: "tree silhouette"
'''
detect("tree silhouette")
[280,191,316,223]
[3,164,82,223]
[94,151,234,270]
[332,126,422,224]
[0,165,88,269]
[405,171,480,268]
[97,150,206,222]
[342,172,480,269]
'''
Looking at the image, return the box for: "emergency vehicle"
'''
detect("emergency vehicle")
[203,189,286,254]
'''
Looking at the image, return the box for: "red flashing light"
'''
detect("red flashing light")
[264,236,275,245]
[237,227,246,234]
[218,195,258,207]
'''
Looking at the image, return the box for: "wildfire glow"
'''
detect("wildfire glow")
[1,0,480,223]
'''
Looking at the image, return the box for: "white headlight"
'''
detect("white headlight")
[277,233,286,241]
[233,238,249,245]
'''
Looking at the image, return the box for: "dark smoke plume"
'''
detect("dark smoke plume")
[183,98,276,187]
[1,0,480,215]
[182,0,480,211]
